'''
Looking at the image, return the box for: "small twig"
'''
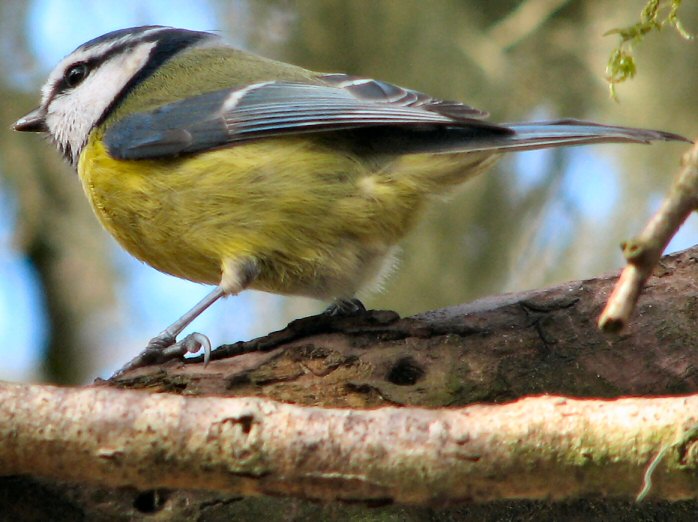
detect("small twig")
[637,422,698,501]
[599,141,698,332]
[637,444,670,501]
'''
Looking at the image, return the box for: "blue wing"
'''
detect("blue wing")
[103,74,506,160]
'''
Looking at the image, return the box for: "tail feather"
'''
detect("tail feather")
[498,119,690,151]
[392,119,689,188]
[383,118,690,156]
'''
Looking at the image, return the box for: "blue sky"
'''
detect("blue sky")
[28,0,220,66]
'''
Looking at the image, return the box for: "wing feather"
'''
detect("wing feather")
[104,76,505,160]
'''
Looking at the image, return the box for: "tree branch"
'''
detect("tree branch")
[3,381,698,504]
[600,141,698,332]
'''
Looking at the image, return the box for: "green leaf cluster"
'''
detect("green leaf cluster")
[606,0,692,99]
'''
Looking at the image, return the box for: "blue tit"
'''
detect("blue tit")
[13,26,688,371]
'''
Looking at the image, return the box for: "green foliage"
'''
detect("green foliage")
[605,0,692,99]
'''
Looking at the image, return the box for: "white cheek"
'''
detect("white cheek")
[45,41,157,162]
[45,101,80,154]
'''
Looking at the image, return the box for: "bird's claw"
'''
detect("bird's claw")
[111,331,213,379]
[147,332,211,365]
[325,297,367,316]
[175,332,212,366]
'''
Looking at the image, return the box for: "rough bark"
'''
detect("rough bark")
[4,246,698,520]
[115,245,698,403]
[4,383,698,503]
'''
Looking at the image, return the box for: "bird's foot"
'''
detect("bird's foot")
[111,331,212,378]
[324,297,367,316]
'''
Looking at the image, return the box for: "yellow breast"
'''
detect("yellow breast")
[77,132,440,298]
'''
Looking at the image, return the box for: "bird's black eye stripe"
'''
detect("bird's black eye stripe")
[63,62,90,88]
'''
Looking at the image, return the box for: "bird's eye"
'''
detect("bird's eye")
[64,63,89,88]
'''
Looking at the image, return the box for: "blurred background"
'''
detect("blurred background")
[0,0,695,383]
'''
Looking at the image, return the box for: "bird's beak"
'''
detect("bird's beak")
[14,107,48,133]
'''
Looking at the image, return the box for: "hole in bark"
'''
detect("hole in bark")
[133,489,169,513]
[386,357,424,385]
[238,414,254,434]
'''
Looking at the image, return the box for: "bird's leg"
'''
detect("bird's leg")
[112,286,226,377]
[145,286,227,359]
[324,297,367,316]
[112,257,259,378]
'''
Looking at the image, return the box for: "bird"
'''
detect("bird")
[13,25,688,373]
